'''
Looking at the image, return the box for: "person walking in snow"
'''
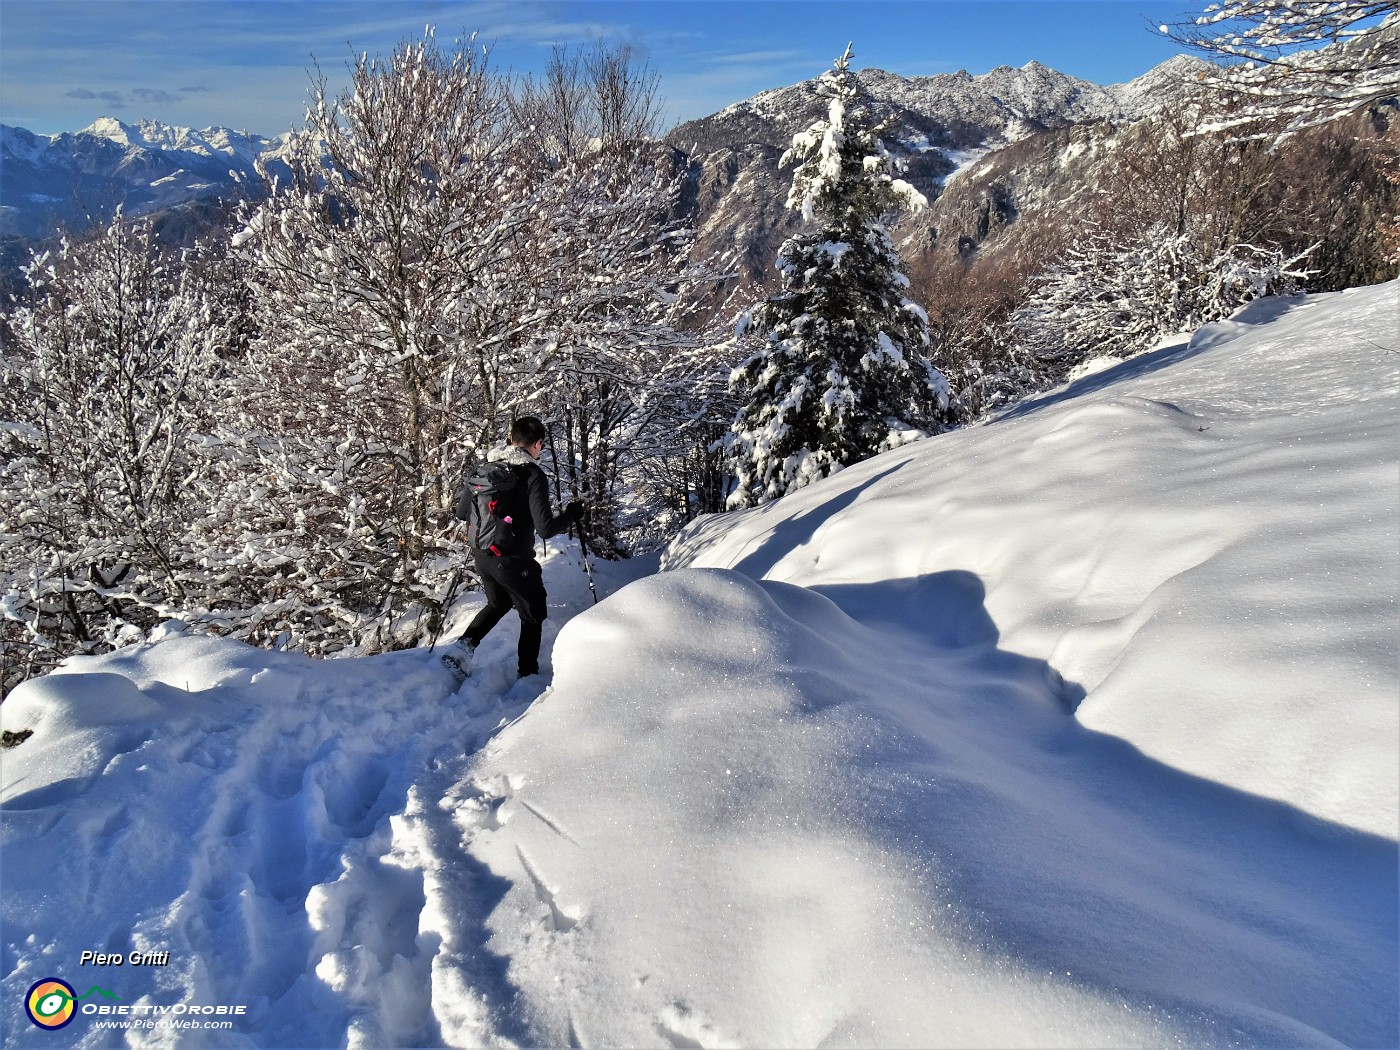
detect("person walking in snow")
[442,416,582,683]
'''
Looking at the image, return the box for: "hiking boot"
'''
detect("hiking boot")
[441,639,476,684]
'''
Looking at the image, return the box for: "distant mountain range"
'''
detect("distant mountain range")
[675,54,1202,156]
[665,55,1209,308]
[0,117,283,241]
[0,55,1209,289]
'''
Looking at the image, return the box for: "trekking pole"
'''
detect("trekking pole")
[576,503,599,606]
[428,566,463,652]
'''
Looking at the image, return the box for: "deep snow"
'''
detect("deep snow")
[3,283,1397,1048]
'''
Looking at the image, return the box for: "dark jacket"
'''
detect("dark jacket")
[476,445,576,560]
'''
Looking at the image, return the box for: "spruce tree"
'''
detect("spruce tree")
[728,44,948,508]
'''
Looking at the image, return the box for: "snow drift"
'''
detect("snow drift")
[669,283,1399,840]
[3,284,1397,1048]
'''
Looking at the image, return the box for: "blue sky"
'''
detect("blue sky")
[0,1,1194,137]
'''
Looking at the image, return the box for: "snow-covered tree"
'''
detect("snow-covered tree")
[1164,1,1400,138]
[510,42,664,165]
[1088,89,1398,290]
[520,144,702,557]
[508,45,711,556]
[0,215,230,691]
[631,333,744,532]
[728,45,948,508]
[1012,225,1315,378]
[221,30,711,642]
[232,30,548,648]
[911,251,1040,421]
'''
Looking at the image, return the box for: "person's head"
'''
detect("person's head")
[510,416,548,459]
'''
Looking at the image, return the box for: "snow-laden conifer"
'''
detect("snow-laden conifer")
[728,45,948,508]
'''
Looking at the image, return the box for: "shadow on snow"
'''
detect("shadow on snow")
[776,569,1397,1047]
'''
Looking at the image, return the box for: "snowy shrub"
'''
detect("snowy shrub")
[516,142,711,559]
[182,419,427,655]
[503,45,729,556]
[728,45,950,508]
[1012,225,1315,379]
[630,338,743,533]
[907,250,1046,422]
[0,215,232,693]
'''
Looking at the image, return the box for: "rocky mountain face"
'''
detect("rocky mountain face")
[667,55,1210,320]
[0,56,1208,297]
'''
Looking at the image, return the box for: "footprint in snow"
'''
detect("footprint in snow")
[515,845,583,933]
[655,1003,736,1050]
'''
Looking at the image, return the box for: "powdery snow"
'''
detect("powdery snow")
[670,283,1399,841]
[3,284,1397,1048]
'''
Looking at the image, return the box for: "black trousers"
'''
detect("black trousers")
[459,552,548,676]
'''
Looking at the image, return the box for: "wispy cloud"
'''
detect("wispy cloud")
[64,85,195,110]
[700,49,806,68]
[131,88,184,104]
[65,88,126,109]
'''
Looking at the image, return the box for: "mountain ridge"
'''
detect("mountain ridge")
[666,54,1210,317]
[0,117,276,244]
[0,55,1208,282]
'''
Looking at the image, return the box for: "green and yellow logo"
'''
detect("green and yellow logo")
[24,978,120,1030]
[25,979,76,1030]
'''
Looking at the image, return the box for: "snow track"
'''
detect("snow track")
[1,631,547,1047]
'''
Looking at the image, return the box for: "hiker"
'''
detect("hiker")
[442,416,583,682]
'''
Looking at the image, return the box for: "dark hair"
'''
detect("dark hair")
[510,416,548,448]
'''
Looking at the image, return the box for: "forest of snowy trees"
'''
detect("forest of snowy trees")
[0,35,742,690]
[2,4,1397,695]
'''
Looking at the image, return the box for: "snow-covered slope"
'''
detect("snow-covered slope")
[1106,54,1212,115]
[3,284,1397,1047]
[668,284,1399,840]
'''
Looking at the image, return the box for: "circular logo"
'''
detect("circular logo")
[26,978,77,1030]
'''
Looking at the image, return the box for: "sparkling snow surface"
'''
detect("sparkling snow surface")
[3,285,1397,1048]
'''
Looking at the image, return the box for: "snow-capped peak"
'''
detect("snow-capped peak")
[78,116,269,164]
[0,124,56,163]
[1107,54,1213,113]
[80,115,133,143]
